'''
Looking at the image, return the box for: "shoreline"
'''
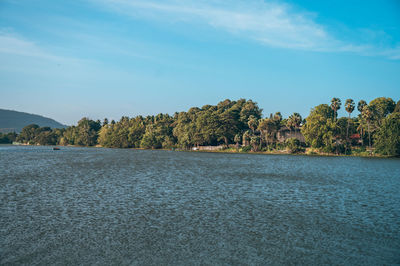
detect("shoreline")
[6,143,396,158]
[186,148,394,158]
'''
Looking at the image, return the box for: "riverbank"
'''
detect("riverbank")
[6,143,395,158]
[186,146,394,158]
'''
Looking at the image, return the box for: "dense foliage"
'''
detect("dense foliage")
[374,113,400,156]
[12,97,400,156]
[0,132,17,144]
[285,138,304,154]
[16,124,64,145]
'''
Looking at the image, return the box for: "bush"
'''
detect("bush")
[0,132,17,144]
[285,138,304,153]
[241,145,252,152]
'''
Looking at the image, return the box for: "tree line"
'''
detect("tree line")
[8,97,400,156]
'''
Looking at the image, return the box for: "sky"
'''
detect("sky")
[0,0,399,125]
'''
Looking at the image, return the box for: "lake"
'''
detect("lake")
[1,145,399,265]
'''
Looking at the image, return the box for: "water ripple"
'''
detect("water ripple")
[1,146,399,265]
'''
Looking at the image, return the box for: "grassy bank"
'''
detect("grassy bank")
[10,143,395,158]
[188,146,393,158]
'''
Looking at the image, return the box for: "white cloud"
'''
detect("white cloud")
[0,32,50,58]
[95,0,400,59]
[0,30,80,63]
[379,46,400,60]
[97,0,332,50]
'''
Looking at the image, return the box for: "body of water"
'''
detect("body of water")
[1,145,399,265]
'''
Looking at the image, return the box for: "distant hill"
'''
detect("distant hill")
[0,109,67,133]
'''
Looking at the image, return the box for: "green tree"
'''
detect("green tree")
[362,105,374,150]
[234,134,241,150]
[357,100,367,113]
[0,132,17,144]
[247,115,258,133]
[173,111,196,149]
[60,125,80,146]
[287,113,302,134]
[336,117,356,151]
[356,100,367,145]
[217,107,240,146]
[140,125,161,149]
[302,104,337,152]
[36,130,58,145]
[369,97,395,126]
[394,100,400,113]
[273,112,283,141]
[344,99,355,152]
[285,138,303,153]
[374,113,400,156]
[330,98,341,120]
[75,118,101,146]
[239,99,263,127]
[242,130,251,146]
[17,124,40,144]
[250,135,260,152]
[127,117,146,148]
[258,117,279,148]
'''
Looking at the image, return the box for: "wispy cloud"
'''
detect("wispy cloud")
[0,30,81,63]
[95,0,400,59]
[0,32,54,59]
[97,0,332,50]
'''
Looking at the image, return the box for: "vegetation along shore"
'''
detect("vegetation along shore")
[1,97,399,157]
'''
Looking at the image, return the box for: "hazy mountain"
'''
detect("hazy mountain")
[0,109,67,133]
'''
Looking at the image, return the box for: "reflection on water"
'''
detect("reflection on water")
[1,145,400,265]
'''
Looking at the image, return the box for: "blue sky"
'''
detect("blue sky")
[0,0,399,125]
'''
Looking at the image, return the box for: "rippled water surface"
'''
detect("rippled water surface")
[1,145,400,265]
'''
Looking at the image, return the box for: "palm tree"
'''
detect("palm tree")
[286,116,295,135]
[250,135,260,152]
[362,105,374,150]
[258,118,275,148]
[292,113,302,134]
[287,113,302,135]
[247,115,258,133]
[273,111,282,134]
[345,99,355,153]
[330,98,342,120]
[357,100,367,113]
[234,134,241,150]
[242,130,251,146]
[357,100,367,145]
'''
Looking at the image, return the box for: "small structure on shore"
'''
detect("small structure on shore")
[276,126,305,143]
[192,145,224,151]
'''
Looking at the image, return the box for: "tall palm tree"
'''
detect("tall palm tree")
[357,100,367,145]
[234,134,241,150]
[287,113,302,135]
[292,113,302,134]
[362,105,374,150]
[247,115,258,133]
[345,99,355,153]
[330,98,342,120]
[242,130,251,146]
[286,115,295,135]
[357,100,367,113]
[258,118,275,147]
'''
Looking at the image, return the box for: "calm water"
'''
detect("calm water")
[1,145,399,265]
